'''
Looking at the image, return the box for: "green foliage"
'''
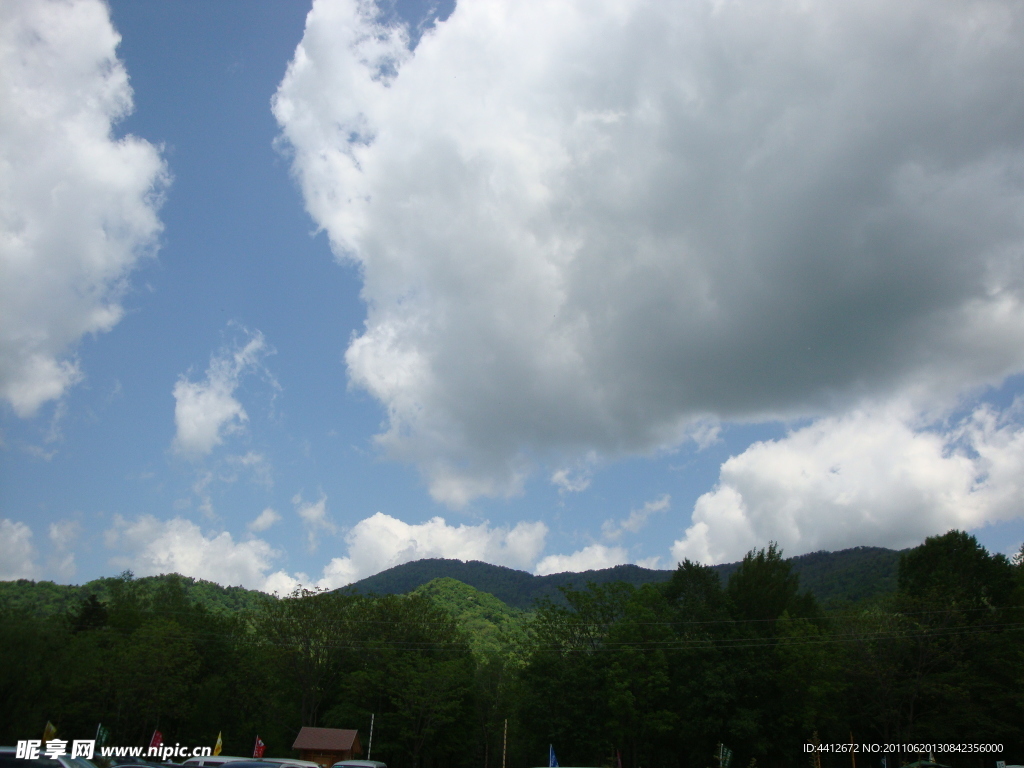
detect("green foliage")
[412,577,528,660]
[0,571,272,618]
[899,529,1015,607]
[1,532,1021,768]
[255,587,354,726]
[342,548,905,610]
[317,592,477,768]
[515,535,1023,768]
[726,542,819,627]
[787,546,902,605]
[344,559,540,609]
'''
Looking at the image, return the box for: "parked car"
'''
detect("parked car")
[182,758,252,768]
[331,761,387,768]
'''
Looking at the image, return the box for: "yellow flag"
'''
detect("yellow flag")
[42,722,57,743]
[213,732,223,757]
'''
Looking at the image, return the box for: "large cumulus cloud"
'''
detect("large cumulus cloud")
[106,515,282,590]
[105,510,550,593]
[275,0,1024,509]
[673,402,1024,564]
[0,0,166,416]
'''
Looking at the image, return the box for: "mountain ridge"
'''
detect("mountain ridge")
[341,544,903,608]
[0,545,904,617]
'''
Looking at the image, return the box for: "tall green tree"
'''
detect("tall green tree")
[256,587,353,727]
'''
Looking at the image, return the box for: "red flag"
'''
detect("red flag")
[149,731,163,751]
[253,736,265,759]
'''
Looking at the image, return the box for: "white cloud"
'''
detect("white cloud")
[602,493,670,541]
[249,507,281,533]
[104,510,549,594]
[535,544,630,576]
[293,492,335,551]
[672,403,1024,565]
[262,569,306,597]
[105,514,281,590]
[551,455,596,494]
[551,468,591,494]
[0,0,167,416]
[172,329,272,457]
[48,519,80,579]
[309,513,549,589]
[0,519,38,579]
[276,0,1024,506]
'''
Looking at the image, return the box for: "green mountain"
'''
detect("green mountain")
[343,546,904,608]
[787,545,902,603]
[0,572,273,618]
[0,544,903,620]
[341,558,679,609]
[412,577,528,658]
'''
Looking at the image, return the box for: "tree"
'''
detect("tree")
[664,559,728,621]
[255,588,352,727]
[717,544,824,767]
[888,531,1020,745]
[319,593,476,768]
[898,529,1015,609]
[113,617,200,743]
[71,594,108,633]
[726,543,819,629]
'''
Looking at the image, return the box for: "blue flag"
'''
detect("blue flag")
[549,745,558,768]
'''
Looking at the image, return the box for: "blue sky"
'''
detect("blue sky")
[2,0,1024,592]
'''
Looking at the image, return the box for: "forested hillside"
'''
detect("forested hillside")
[2,536,1024,768]
[787,546,901,603]
[411,577,528,659]
[0,546,902,618]
[343,546,902,607]
[1,534,1019,768]
[0,572,272,617]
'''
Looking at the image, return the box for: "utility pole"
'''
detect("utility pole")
[368,714,375,760]
[502,719,508,768]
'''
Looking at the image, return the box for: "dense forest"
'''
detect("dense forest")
[1,531,1021,768]
[342,546,902,608]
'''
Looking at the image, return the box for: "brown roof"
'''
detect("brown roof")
[291,727,359,752]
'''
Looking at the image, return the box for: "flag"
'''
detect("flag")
[548,745,558,768]
[214,732,223,757]
[42,722,57,744]
[95,725,110,748]
[253,736,265,759]
[150,731,163,750]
